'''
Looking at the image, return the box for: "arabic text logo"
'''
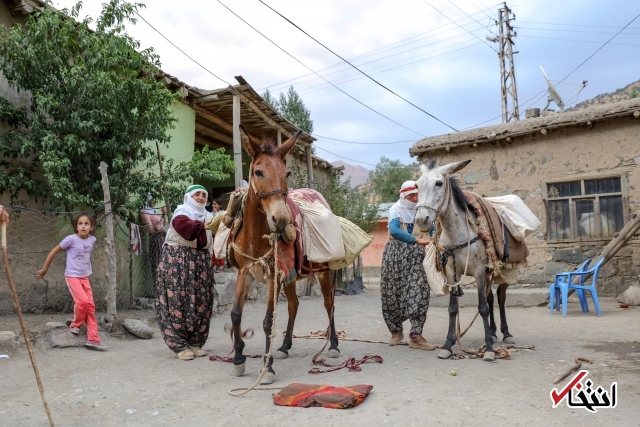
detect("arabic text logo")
[550,370,617,412]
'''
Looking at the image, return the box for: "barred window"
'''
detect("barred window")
[545,176,627,242]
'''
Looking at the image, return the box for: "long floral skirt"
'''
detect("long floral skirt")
[155,244,215,353]
[380,240,430,336]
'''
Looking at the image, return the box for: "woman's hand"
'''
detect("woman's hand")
[415,238,430,248]
[35,268,47,279]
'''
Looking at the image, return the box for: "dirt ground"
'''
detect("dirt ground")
[0,289,639,427]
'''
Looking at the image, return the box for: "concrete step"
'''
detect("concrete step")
[430,288,549,308]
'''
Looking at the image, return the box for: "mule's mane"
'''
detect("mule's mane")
[259,138,277,156]
[449,176,473,212]
[425,158,438,170]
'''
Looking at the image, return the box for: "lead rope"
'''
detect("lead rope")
[228,233,283,396]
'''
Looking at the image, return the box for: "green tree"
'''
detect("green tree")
[368,156,414,203]
[262,85,315,153]
[630,87,639,99]
[0,1,234,219]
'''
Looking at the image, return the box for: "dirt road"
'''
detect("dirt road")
[1,290,638,426]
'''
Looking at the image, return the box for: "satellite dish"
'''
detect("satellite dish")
[540,66,565,111]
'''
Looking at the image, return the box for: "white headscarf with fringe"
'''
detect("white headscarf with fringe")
[165,185,213,244]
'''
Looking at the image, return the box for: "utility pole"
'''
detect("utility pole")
[497,3,519,122]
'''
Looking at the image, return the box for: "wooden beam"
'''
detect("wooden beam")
[194,122,233,144]
[194,93,220,103]
[235,91,310,147]
[306,145,314,189]
[192,104,233,132]
[233,95,243,189]
[276,129,282,147]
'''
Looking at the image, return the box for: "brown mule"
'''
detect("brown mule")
[229,126,340,384]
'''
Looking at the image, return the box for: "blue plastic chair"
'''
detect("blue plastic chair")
[550,257,604,317]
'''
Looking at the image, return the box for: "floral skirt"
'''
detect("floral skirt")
[155,244,215,353]
[380,240,430,336]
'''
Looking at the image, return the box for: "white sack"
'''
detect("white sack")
[423,243,449,297]
[486,195,541,241]
[328,217,373,269]
[213,221,231,260]
[298,200,345,263]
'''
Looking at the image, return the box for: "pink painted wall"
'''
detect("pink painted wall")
[361,219,388,267]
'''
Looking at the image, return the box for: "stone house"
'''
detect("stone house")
[409,99,640,296]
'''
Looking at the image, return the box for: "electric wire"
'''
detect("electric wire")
[215,0,427,137]
[519,34,640,47]
[445,0,497,37]
[258,0,458,132]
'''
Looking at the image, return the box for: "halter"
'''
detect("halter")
[256,188,287,198]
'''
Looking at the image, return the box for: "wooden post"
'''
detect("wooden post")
[276,129,282,147]
[233,95,242,189]
[305,145,314,189]
[155,141,172,220]
[99,161,117,329]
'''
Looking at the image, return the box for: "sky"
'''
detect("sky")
[53,0,640,169]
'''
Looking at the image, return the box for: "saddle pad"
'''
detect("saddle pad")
[273,383,373,409]
[505,225,529,263]
[466,192,505,263]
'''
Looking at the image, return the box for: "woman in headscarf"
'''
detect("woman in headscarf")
[155,185,215,360]
[380,180,435,351]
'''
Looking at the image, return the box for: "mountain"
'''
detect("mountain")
[331,160,370,188]
[568,79,640,111]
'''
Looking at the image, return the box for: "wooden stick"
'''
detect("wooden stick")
[1,223,55,426]
[553,362,582,384]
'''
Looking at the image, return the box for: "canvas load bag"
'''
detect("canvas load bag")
[297,200,345,263]
[213,221,231,260]
[485,195,541,241]
[423,243,449,297]
[328,217,373,270]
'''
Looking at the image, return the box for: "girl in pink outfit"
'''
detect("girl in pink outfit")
[36,214,107,351]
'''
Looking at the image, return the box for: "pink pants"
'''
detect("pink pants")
[65,277,100,342]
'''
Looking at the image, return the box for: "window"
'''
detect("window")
[545,176,627,241]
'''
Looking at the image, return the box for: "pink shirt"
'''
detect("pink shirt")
[60,234,96,278]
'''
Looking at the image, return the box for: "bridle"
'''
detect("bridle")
[248,163,289,215]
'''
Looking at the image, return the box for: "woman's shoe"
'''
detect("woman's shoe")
[389,331,404,345]
[189,346,207,357]
[176,348,195,360]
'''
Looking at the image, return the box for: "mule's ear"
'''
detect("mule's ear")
[276,130,302,159]
[440,159,471,175]
[419,163,429,175]
[240,125,262,157]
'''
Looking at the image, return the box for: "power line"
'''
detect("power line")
[465,0,495,20]
[298,41,484,97]
[259,6,497,92]
[312,134,418,145]
[215,0,427,137]
[313,144,418,169]
[258,0,459,132]
[518,34,640,48]
[519,26,640,36]
[420,0,499,54]
[445,0,497,37]
[518,20,640,30]
[133,11,232,87]
[560,11,640,82]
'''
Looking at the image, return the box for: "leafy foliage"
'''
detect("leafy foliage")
[368,156,415,203]
[0,1,234,219]
[262,86,315,154]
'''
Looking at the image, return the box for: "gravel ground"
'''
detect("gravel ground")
[0,289,638,426]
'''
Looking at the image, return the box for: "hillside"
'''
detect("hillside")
[569,79,640,111]
[331,160,370,188]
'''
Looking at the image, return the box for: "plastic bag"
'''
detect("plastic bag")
[423,243,449,297]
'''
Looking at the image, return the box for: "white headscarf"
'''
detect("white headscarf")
[165,185,214,245]
[388,180,418,224]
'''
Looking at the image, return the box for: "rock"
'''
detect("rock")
[45,322,68,332]
[0,331,18,352]
[132,298,154,310]
[617,285,640,306]
[47,327,86,348]
[122,319,154,339]
[552,248,585,264]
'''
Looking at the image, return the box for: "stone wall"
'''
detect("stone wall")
[418,115,640,296]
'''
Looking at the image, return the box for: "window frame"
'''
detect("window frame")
[542,172,629,243]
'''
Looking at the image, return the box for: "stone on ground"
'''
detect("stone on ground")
[123,318,154,339]
[47,326,86,348]
[617,285,640,306]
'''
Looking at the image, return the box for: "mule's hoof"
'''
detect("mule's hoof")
[492,335,499,343]
[274,350,288,360]
[438,349,452,359]
[503,336,516,344]
[327,348,340,358]
[233,362,246,377]
[483,351,496,361]
[260,372,275,385]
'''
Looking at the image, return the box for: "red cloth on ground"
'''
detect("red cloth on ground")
[273,383,373,409]
[172,215,207,248]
